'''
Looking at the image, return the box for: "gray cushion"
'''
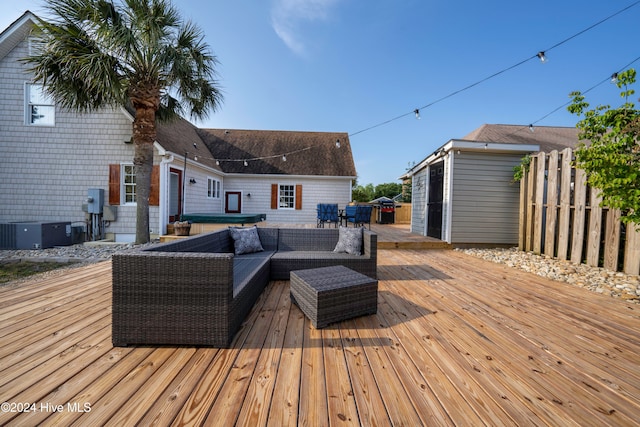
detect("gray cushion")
[229,225,264,255]
[333,226,363,256]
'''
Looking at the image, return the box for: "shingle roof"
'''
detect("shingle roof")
[155,117,221,171]
[197,129,356,176]
[461,124,582,152]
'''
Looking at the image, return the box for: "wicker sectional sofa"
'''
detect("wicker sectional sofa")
[112,227,377,347]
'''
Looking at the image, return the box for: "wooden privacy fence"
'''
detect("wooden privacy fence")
[519,147,640,275]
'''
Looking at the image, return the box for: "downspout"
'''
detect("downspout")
[182,152,188,220]
[444,151,454,244]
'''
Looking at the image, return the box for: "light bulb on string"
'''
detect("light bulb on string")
[611,72,618,83]
[335,139,341,148]
[282,154,287,162]
[243,160,248,167]
[414,109,421,120]
[537,51,548,63]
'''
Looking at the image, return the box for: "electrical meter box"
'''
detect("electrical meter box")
[87,188,104,214]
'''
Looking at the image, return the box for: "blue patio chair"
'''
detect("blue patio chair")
[344,205,357,226]
[347,205,372,229]
[316,203,339,227]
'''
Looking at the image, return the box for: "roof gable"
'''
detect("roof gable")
[155,117,221,171]
[0,11,36,62]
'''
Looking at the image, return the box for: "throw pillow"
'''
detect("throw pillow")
[333,226,363,256]
[229,225,264,255]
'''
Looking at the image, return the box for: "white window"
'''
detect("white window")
[279,184,295,209]
[122,164,136,204]
[207,177,221,198]
[26,84,55,126]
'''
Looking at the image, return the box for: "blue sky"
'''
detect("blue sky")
[2,1,638,185]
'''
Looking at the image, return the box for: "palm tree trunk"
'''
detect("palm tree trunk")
[132,105,157,244]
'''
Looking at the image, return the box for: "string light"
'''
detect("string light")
[536,51,547,63]
[190,144,338,166]
[486,55,640,142]
[348,1,640,138]
[611,72,618,83]
[414,109,420,120]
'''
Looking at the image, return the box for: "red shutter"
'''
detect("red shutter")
[295,184,302,210]
[271,184,278,209]
[108,164,120,205]
[149,165,160,206]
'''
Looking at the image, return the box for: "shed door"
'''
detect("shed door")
[427,161,444,239]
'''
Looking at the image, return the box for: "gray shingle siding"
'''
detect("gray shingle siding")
[0,37,148,236]
[450,152,523,244]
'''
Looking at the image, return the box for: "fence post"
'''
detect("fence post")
[525,156,536,252]
[570,167,587,264]
[556,148,573,260]
[586,188,603,267]
[624,225,640,275]
[518,164,527,251]
[603,209,621,271]
[533,152,545,254]
[544,151,559,257]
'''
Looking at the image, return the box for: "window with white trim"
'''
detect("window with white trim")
[279,184,295,209]
[122,164,136,204]
[26,83,55,126]
[207,177,221,198]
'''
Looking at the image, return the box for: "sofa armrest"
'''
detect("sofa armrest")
[363,229,377,260]
[112,251,235,346]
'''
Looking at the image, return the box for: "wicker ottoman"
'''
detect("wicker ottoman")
[290,265,378,328]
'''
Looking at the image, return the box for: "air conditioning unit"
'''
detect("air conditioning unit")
[0,223,17,249]
[14,221,72,249]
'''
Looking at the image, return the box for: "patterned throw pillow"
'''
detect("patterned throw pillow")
[333,226,363,256]
[229,226,264,255]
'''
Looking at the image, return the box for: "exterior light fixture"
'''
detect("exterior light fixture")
[335,139,341,148]
[189,178,196,184]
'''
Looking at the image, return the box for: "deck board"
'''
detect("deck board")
[1,248,639,426]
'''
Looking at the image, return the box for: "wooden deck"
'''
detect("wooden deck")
[1,249,639,426]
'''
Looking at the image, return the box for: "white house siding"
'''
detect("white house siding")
[223,175,353,224]
[177,160,224,214]
[410,169,428,235]
[0,36,160,239]
[449,152,523,245]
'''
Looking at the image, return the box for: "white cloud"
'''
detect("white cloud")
[271,0,340,55]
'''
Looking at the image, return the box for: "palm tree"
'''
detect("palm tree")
[25,0,223,244]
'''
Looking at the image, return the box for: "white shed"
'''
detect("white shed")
[402,124,580,247]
